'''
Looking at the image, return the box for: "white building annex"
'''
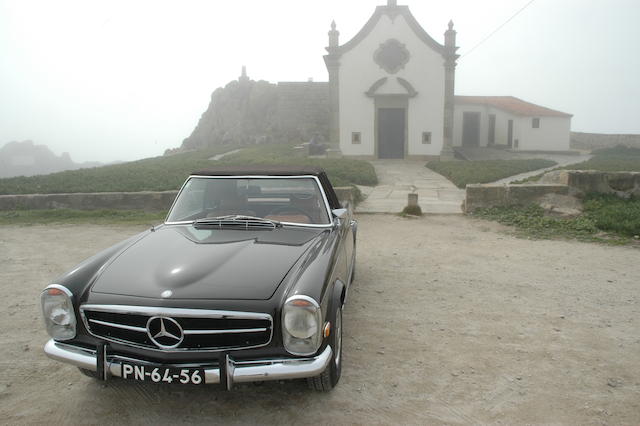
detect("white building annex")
[324,1,573,159]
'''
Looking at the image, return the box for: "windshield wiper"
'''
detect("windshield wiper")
[193,215,282,228]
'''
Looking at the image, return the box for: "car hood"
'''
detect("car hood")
[90,225,327,300]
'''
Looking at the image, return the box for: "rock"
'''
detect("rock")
[607,378,623,388]
[536,193,583,217]
[539,170,569,185]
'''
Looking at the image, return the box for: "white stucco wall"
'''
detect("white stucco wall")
[516,116,571,151]
[453,103,571,151]
[338,13,445,157]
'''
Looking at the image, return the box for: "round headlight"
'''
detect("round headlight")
[282,296,322,355]
[41,285,76,340]
[284,305,318,339]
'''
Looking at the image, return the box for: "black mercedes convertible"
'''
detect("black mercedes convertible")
[40,166,357,391]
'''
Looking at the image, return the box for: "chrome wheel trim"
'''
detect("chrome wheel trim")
[334,308,342,367]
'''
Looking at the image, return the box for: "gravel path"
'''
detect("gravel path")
[1,215,639,425]
[491,153,592,184]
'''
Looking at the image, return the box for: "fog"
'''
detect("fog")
[1,0,638,163]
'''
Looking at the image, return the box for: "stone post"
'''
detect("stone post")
[407,193,418,208]
[324,21,341,152]
[441,20,459,160]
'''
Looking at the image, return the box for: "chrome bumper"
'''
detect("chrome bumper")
[44,339,332,390]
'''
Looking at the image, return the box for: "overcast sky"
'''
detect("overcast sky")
[1,0,638,163]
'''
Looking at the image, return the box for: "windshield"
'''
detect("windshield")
[166,177,331,225]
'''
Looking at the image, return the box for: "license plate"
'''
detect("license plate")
[121,362,205,385]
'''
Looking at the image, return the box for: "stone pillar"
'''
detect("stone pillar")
[324,21,341,151]
[441,20,459,160]
[239,65,249,83]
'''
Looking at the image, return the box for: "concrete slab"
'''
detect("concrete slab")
[356,160,464,214]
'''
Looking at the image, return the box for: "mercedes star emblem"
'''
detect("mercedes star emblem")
[146,316,184,349]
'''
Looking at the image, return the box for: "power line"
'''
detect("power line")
[461,0,536,58]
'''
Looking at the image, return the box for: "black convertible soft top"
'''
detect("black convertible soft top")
[191,165,341,210]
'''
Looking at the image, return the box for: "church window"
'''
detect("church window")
[352,132,361,144]
[374,39,411,74]
[532,118,540,128]
[422,132,432,144]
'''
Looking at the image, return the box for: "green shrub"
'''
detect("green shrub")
[401,204,423,216]
[474,193,640,242]
[583,194,640,237]
[426,159,556,188]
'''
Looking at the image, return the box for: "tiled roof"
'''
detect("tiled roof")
[455,96,572,118]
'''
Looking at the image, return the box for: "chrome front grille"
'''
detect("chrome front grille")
[80,305,273,352]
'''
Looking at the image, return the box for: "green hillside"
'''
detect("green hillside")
[0,144,377,195]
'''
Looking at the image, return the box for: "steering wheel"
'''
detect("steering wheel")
[268,206,314,221]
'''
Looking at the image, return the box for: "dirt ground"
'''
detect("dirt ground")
[1,215,639,425]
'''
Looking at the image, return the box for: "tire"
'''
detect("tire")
[349,242,356,285]
[307,306,342,391]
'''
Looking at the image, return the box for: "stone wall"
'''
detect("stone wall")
[464,184,569,213]
[465,171,640,213]
[539,170,640,197]
[571,132,640,151]
[0,191,178,211]
[0,187,356,212]
[276,82,329,142]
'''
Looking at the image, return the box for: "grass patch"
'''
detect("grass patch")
[0,147,231,195]
[0,209,166,226]
[0,144,376,224]
[426,159,557,188]
[0,144,377,199]
[583,194,640,237]
[220,144,377,186]
[514,145,640,184]
[473,194,640,244]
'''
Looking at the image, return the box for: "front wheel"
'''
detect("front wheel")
[307,306,342,391]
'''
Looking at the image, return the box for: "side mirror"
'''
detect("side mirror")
[331,208,348,219]
[332,208,347,229]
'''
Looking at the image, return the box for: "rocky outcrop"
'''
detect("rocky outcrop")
[182,79,279,150]
[180,73,329,152]
[0,141,103,178]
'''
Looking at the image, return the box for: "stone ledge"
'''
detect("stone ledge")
[0,191,179,211]
[540,170,640,197]
[464,184,569,213]
[465,171,640,213]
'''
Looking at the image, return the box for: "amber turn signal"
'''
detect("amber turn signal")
[290,299,313,307]
[47,288,65,296]
[323,322,331,338]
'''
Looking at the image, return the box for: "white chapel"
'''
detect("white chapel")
[324,0,572,159]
